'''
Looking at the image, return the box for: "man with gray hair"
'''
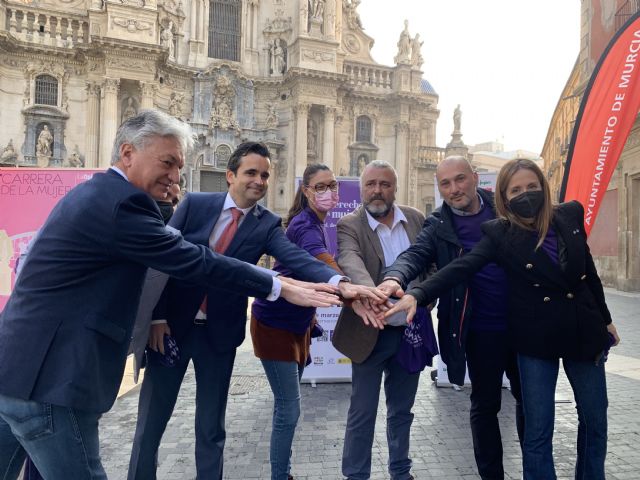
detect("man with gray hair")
[0,110,339,479]
[379,155,524,480]
[332,160,430,480]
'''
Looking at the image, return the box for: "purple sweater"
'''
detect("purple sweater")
[251,208,330,334]
[451,205,510,331]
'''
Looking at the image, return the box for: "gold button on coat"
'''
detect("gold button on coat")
[566,293,574,299]
[543,297,551,302]
[526,263,533,269]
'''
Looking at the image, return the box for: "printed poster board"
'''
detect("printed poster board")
[0,168,102,311]
[300,177,361,384]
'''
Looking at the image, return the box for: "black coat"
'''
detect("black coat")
[407,201,612,362]
[383,188,497,385]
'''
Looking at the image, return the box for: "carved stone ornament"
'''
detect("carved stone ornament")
[112,17,153,35]
[64,145,85,168]
[209,76,240,132]
[263,16,293,35]
[264,104,279,129]
[302,49,334,63]
[343,33,361,54]
[168,91,185,118]
[343,0,362,30]
[0,139,18,165]
[107,57,152,70]
[120,0,145,6]
[161,0,187,17]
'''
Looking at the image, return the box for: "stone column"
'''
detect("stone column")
[325,0,336,39]
[299,1,309,36]
[140,82,156,109]
[99,78,119,168]
[323,106,335,170]
[85,82,100,168]
[190,0,197,38]
[395,122,409,204]
[294,103,310,178]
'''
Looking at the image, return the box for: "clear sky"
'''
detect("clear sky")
[358,0,581,154]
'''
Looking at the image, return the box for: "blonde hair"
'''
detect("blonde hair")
[494,158,554,250]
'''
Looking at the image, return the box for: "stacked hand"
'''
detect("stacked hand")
[279,277,342,307]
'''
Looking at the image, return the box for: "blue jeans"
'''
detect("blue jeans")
[517,354,608,480]
[261,359,304,480]
[0,393,106,479]
[342,327,420,480]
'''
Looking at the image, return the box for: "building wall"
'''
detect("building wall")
[0,0,441,215]
[541,0,639,291]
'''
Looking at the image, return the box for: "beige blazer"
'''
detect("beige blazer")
[332,204,426,363]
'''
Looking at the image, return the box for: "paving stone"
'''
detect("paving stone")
[101,288,640,479]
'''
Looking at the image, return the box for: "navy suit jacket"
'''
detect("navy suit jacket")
[154,192,339,352]
[0,170,273,413]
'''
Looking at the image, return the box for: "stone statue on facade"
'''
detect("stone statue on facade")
[411,33,424,68]
[0,139,18,165]
[343,0,362,30]
[265,104,279,129]
[161,21,175,60]
[307,118,317,153]
[169,91,184,118]
[122,97,137,124]
[64,145,84,168]
[357,154,367,175]
[394,20,411,64]
[36,126,53,158]
[309,0,325,20]
[453,104,461,132]
[270,39,286,76]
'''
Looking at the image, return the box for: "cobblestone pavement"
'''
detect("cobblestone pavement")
[101,288,640,479]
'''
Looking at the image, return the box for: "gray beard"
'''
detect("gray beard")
[365,202,392,219]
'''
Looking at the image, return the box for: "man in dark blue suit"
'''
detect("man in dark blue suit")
[127,142,379,479]
[0,111,340,479]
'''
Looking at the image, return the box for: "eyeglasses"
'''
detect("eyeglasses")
[307,182,339,193]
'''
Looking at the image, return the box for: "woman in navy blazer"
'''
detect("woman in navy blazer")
[386,158,620,480]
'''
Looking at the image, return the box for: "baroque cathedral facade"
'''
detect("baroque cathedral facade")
[0,0,443,214]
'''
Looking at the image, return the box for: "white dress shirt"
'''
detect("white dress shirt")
[365,205,411,326]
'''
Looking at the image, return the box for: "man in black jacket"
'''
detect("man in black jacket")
[379,156,523,480]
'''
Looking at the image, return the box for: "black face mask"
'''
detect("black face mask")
[508,190,545,218]
[156,201,174,224]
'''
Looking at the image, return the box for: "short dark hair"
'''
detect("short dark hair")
[227,142,271,174]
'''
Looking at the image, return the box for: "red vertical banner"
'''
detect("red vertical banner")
[560,12,640,235]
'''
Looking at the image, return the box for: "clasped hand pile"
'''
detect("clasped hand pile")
[282,276,418,330]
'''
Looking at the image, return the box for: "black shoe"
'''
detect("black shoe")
[288,476,294,480]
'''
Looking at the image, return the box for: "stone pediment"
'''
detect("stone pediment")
[341,29,375,64]
[198,63,251,84]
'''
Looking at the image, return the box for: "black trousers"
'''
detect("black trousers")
[466,329,524,480]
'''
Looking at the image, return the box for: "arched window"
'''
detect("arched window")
[208,0,241,61]
[356,115,372,142]
[35,75,58,106]
[215,144,232,168]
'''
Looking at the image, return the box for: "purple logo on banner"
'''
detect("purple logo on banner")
[296,176,362,256]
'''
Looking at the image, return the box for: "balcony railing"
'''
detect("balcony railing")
[615,0,640,31]
[417,146,445,167]
[5,7,90,48]
[343,62,394,91]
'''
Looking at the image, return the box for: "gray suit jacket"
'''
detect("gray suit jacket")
[332,204,427,363]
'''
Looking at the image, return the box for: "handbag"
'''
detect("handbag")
[395,307,439,374]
